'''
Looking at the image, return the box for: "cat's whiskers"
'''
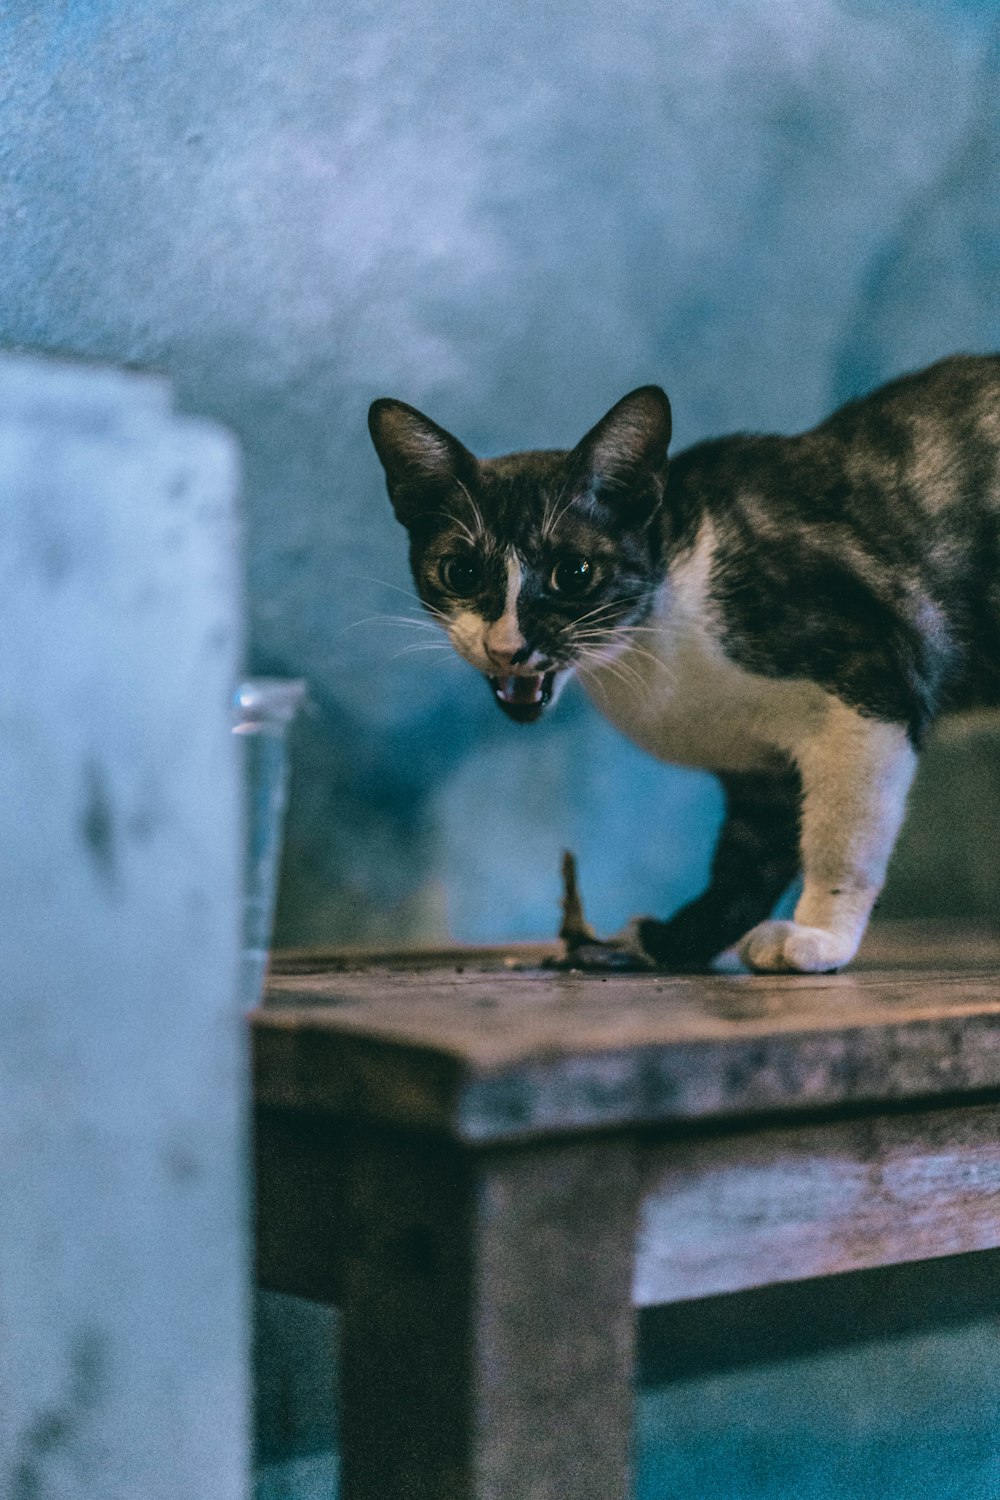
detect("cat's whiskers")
[605,653,653,696]
[541,472,584,542]
[574,644,650,698]
[344,612,444,631]
[341,613,449,647]
[619,646,676,689]
[441,510,480,549]
[575,660,612,709]
[575,628,669,666]
[572,631,676,693]
[569,602,624,631]
[453,479,488,544]
[576,653,643,703]
[573,619,657,651]
[569,592,652,630]
[351,573,452,625]
[427,511,478,548]
[540,472,572,540]
[389,641,458,661]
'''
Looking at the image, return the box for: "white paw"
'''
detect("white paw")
[737,919,857,974]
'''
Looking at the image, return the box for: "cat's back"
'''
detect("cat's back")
[666,355,1000,734]
[812,353,1000,497]
[672,354,1000,530]
[819,353,1000,434]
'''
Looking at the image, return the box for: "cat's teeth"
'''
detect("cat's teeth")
[490,670,555,723]
[495,674,545,705]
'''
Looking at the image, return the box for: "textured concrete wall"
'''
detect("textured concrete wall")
[1,0,997,946]
[0,353,248,1498]
[2,10,998,1498]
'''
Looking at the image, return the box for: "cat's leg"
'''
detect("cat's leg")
[739,702,917,974]
[562,767,802,971]
[632,767,802,968]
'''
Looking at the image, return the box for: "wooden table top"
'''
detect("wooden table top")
[253,922,1000,1143]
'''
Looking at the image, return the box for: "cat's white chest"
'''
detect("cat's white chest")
[579,527,830,773]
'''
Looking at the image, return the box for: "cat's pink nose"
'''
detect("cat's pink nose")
[487,643,537,674]
[487,647,518,673]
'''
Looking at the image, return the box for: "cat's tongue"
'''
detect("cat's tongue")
[495,674,545,706]
[491,671,553,723]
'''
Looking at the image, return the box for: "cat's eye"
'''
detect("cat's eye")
[438,554,482,597]
[549,556,596,598]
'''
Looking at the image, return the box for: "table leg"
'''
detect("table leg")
[339,1130,639,1500]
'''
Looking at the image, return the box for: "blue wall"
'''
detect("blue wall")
[4,10,1000,1500]
[0,2,996,948]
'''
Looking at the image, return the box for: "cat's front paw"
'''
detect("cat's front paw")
[737,919,857,974]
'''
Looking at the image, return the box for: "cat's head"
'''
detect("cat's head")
[368,387,671,722]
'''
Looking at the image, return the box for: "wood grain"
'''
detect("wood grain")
[339,1132,638,1500]
[256,1101,1000,1310]
[252,926,1000,1499]
[254,926,1000,1140]
[635,1102,1000,1304]
[267,920,1000,977]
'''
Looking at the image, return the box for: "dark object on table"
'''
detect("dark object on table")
[558,850,596,949]
[553,849,653,971]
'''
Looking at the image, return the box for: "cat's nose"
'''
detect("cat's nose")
[486,647,517,674]
[486,644,534,674]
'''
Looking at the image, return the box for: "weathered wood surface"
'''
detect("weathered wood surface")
[635,1101,1000,1304]
[267,920,1000,978]
[257,1100,1000,1307]
[253,925,1000,1499]
[339,1132,638,1500]
[255,924,1000,1142]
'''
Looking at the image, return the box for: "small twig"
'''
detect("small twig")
[551,849,657,972]
[558,850,598,949]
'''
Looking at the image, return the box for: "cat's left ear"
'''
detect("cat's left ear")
[571,385,672,518]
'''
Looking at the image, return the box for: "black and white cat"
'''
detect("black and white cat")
[369,355,1000,973]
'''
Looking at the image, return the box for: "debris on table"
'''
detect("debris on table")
[552,850,655,972]
[558,849,598,948]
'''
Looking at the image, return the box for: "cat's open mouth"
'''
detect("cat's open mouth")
[490,671,556,723]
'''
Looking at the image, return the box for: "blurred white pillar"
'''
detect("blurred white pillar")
[0,353,248,1498]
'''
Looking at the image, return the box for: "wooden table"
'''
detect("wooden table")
[252,923,1000,1500]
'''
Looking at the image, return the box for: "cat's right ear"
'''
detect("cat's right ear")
[368,398,479,529]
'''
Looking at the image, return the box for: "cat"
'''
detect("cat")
[368,354,1000,973]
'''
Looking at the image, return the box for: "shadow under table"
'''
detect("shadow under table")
[251,922,1000,1500]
